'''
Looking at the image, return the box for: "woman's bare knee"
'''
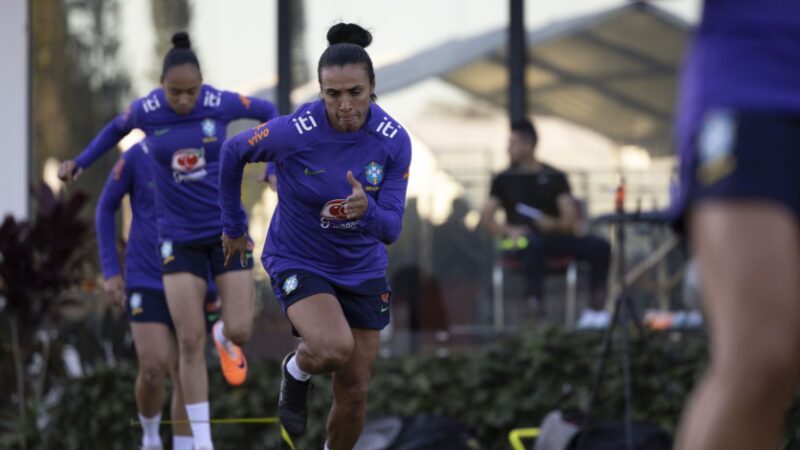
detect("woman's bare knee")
[139,359,168,390]
[224,320,252,346]
[176,330,206,361]
[307,338,354,372]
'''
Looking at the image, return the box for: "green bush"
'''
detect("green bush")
[22,327,711,449]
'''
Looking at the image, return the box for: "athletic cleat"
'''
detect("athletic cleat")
[278,352,311,435]
[212,321,247,386]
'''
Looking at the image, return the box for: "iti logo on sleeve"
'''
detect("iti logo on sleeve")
[283,274,299,295]
[375,117,401,138]
[292,110,318,135]
[142,94,161,113]
[203,90,222,108]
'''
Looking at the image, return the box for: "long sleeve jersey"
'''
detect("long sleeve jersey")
[76,85,277,241]
[219,100,412,286]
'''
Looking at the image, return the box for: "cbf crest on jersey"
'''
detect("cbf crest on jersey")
[202,119,217,143]
[364,161,384,186]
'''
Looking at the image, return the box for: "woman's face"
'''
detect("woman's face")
[320,63,374,132]
[161,63,202,115]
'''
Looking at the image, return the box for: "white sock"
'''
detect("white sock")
[214,322,237,357]
[287,354,311,381]
[139,412,162,447]
[185,402,213,449]
[173,435,194,450]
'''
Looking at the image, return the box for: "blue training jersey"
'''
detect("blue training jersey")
[76,84,277,241]
[96,143,163,291]
[219,100,412,286]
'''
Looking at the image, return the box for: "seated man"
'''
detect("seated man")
[481,119,611,328]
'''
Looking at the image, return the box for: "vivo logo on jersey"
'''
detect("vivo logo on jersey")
[204,91,222,108]
[248,123,270,146]
[292,111,318,135]
[143,95,161,113]
[376,117,401,138]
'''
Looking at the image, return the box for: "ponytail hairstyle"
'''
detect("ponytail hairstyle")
[318,23,376,101]
[161,31,201,78]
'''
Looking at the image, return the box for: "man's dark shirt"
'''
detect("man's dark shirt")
[489,164,571,226]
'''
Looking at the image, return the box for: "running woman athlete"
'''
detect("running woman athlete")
[219,23,412,450]
[673,1,800,449]
[97,142,220,450]
[60,32,277,450]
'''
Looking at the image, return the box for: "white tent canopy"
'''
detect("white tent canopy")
[256,2,690,157]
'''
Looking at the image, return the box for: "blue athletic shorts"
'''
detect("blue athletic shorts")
[270,269,392,336]
[679,110,800,225]
[159,234,254,278]
[126,287,220,332]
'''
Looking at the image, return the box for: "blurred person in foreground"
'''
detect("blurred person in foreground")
[672,1,800,449]
[219,23,412,450]
[481,119,611,329]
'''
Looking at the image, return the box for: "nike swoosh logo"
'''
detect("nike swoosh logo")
[304,168,326,176]
[381,306,390,313]
[153,128,170,136]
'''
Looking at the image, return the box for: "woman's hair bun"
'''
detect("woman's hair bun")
[171,31,192,49]
[326,23,371,48]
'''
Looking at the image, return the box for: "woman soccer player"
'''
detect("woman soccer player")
[218,23,412,450]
